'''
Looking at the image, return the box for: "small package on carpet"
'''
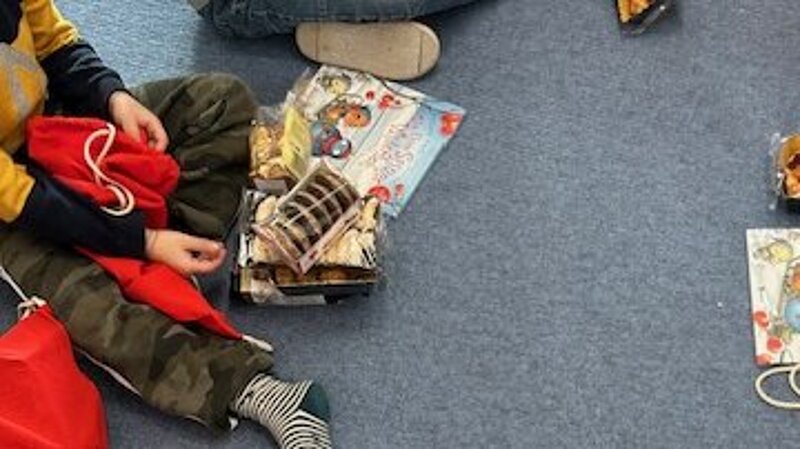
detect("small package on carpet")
[772,134,800,213]
[615,0,673,35]
[248,72,319,194]
[249,105,294,194]
[235,188,383,305]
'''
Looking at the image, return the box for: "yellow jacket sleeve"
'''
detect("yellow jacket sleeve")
[0,147,36,223]
[22,0,79,60]
[24,0,126,117]
[6,147,146,258]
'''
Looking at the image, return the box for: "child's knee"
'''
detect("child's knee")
[179,73,258,132]
[191,73,258,110]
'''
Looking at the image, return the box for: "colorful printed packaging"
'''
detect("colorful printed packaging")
[295,66,466,217]
[747,229,800,366]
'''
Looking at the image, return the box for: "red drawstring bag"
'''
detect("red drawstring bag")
[87,253,243,339]
[26,116,246,341]
[26,116,179,228]
[0,305,108,449]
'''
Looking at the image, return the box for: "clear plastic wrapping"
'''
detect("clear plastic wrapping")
[253,162,361,274]
[771,133,800,212]
[236,188,385,305]
[615,0,673,35]
[251,195,381,270]
[237,68,401,306]
[249,106,294,194]
[248,71,317,194]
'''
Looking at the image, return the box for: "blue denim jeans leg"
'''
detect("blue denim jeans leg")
[196,0,478,38]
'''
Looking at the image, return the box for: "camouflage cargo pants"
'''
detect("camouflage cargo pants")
[0,73,272,432]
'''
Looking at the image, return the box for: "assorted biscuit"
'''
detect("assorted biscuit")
[617,0,652,23]
[249,110,295,191]
[780,135,800,198]
[253,163,360,273]
[251,196,380,269]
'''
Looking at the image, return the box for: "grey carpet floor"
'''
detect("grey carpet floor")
[4,0,800,447]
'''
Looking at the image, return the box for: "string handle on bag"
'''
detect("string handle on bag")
[83,122,136,217]
[755,363,800,409]
[242,334,274,353]
[0,265,45,319]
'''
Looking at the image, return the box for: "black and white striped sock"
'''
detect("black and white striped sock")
[231,373,332,449]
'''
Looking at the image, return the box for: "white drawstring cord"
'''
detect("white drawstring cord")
[22,127,269,348]
[0,265,45,320]
[16,297,46,320]
[242,334,274,353]
[788,364,800,398]
[755,364,800,409]
[83,122,136,217]
[0,265,29,303]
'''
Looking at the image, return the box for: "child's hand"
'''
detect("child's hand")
[144,229,226,276]
[109,91,169,152]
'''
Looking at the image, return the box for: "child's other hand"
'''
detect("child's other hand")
[145,229,226,276]
[108,91,169,152]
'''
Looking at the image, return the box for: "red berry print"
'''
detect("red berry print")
[756,353,772,366]
[368,185,392,203]
[439,112,463,136]
[767,336,784,353]
[377,94,395,110]
[366,91,375,101]
[753,311,769,329]
[442,112,461,123]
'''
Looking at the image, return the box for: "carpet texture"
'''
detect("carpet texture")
[2,0,800,447]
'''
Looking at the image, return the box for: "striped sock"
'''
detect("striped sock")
[231,373,332,449]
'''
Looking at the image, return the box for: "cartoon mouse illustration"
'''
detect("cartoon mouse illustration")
[319,73,352,96]
[311,121,351,159]
[311,98,372,159]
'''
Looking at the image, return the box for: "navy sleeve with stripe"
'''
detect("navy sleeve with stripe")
[40,39,127,119]
[30,40,145,257]
[16,167,147,259]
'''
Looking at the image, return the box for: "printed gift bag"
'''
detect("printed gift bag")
[295,66,466,217]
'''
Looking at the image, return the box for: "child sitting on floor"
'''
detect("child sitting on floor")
[0,1,331,447]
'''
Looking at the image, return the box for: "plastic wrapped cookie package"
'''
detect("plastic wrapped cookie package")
[770,133,800,213]
[235,191,385,305]
[252,162,361,274]
[615,0,673,35]
[249,105,293,194]
[248,72,317,195]
[234,165,386,306]
[249,195,382,271]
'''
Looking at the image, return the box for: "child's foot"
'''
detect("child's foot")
[295,21,440,81]
[231,373,332,449]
